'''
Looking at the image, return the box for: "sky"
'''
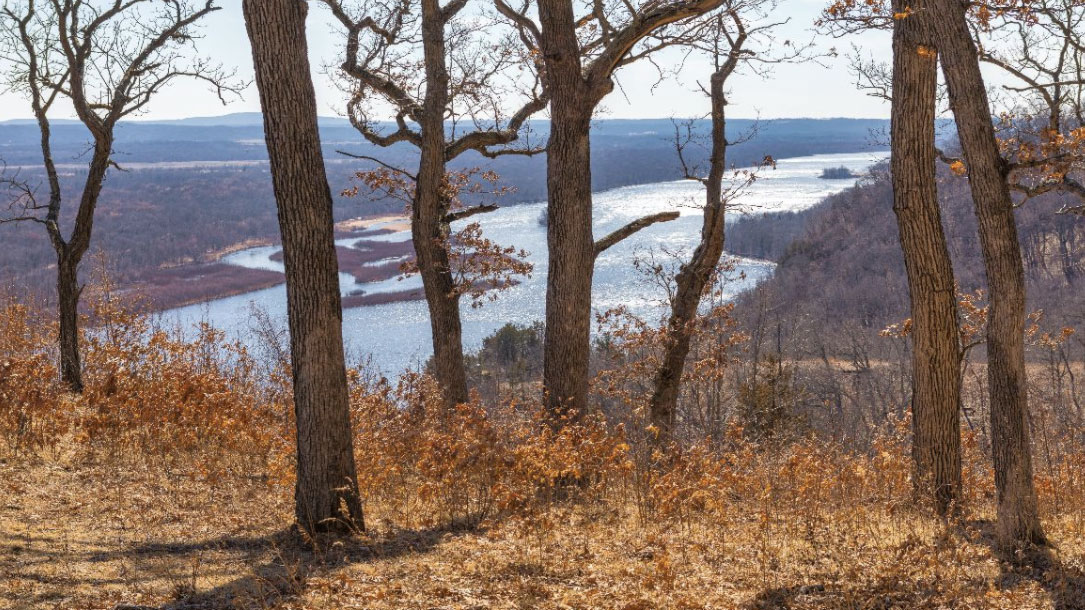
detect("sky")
[0,0,894,122]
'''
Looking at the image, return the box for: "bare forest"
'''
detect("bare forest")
[1,0,1084,608]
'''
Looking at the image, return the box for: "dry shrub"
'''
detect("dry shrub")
[0,288,286,477]
[632,420,914,532]
[0,295,64,456]
[350,372,631,529]
[349,372,508,528]
[78,291,282,475]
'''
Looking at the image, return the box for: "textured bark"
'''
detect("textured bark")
[56,253,83,393]
[647,69,731,443]
[890,0,962,516]
[539,0,597,419]
[928,0,1045,547]
[414,0,468,407]
[243,0,364,534]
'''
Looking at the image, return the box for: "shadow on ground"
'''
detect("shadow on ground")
[129,523,479,609]
[744,520,1085,610]
[972,519,1085,610]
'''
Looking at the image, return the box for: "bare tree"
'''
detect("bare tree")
[321,0,546,408]
[827,0,1085,543]
[646,0,802,445]
[0,0,237,392]
[243,0,364,534]
[921,0,1085,547]
[927,0,1047,549]
[495,0,727,421]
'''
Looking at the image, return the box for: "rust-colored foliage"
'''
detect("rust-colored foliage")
[0,296,63,455]
[344,167,532,306]
[0,286,285,475]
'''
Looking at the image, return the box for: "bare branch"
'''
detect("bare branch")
[445,92,550,159]
[444,203,499,224]
[594,211,681,258]
[585,0,727,98]
[0,0,237,261]
[336,149,418,180]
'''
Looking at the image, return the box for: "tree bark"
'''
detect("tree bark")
[647,69,730,444]
[243,0,364,534]
[539,0,597,419]
[534,0,723,422]
[928,0,1045,547]
[415,0,469,408]
[890,0,962,516]
[56,251,83,393]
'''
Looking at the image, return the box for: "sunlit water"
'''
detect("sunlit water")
[164,151,888,374]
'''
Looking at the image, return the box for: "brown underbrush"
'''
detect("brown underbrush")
[1,294,1083,609]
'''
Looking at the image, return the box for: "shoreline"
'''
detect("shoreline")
[149,151,878,318]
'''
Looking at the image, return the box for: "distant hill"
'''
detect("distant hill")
[0,115,890,166]
[728,163,1085,357]
[130,112,354,129]
[0,115,891,208]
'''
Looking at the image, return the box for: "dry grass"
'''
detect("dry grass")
[3,453,1084,610]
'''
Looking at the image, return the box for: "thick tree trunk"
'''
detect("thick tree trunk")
[56,252,83,393]
[648,70,730,443]
[890,0,962,516]
[542,107,595,419]
[928,0,1045,547]
[415,0,469,408]
[539,0,596,420]
[243,0,364,534]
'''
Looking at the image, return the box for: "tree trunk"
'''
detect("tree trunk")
[414,0,469,408]
[243,0,364,534]
[648,70,730,444]
[541,108,595,420]
[539,0,596,420]
[415,225,469,407]
[56,252,83,393]
[928,0,1045,547]
[890,0,962,516]
[51,140,112,394]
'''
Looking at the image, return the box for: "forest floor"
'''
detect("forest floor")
[2,459,1084,610]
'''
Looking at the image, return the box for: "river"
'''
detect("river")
[163,151,888,374]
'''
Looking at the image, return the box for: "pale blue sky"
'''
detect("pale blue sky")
[0,0,894,121]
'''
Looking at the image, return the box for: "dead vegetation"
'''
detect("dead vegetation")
[1,292,1083,609]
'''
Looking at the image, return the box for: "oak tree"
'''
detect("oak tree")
[891,0,963,515]
[323,0,546,408]
[496,0,728,421]
[0,0,236,392]
[243,0,365,533]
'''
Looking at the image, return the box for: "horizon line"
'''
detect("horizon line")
[0,113,893,126]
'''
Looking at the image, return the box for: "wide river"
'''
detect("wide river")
[164,151,888,374]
